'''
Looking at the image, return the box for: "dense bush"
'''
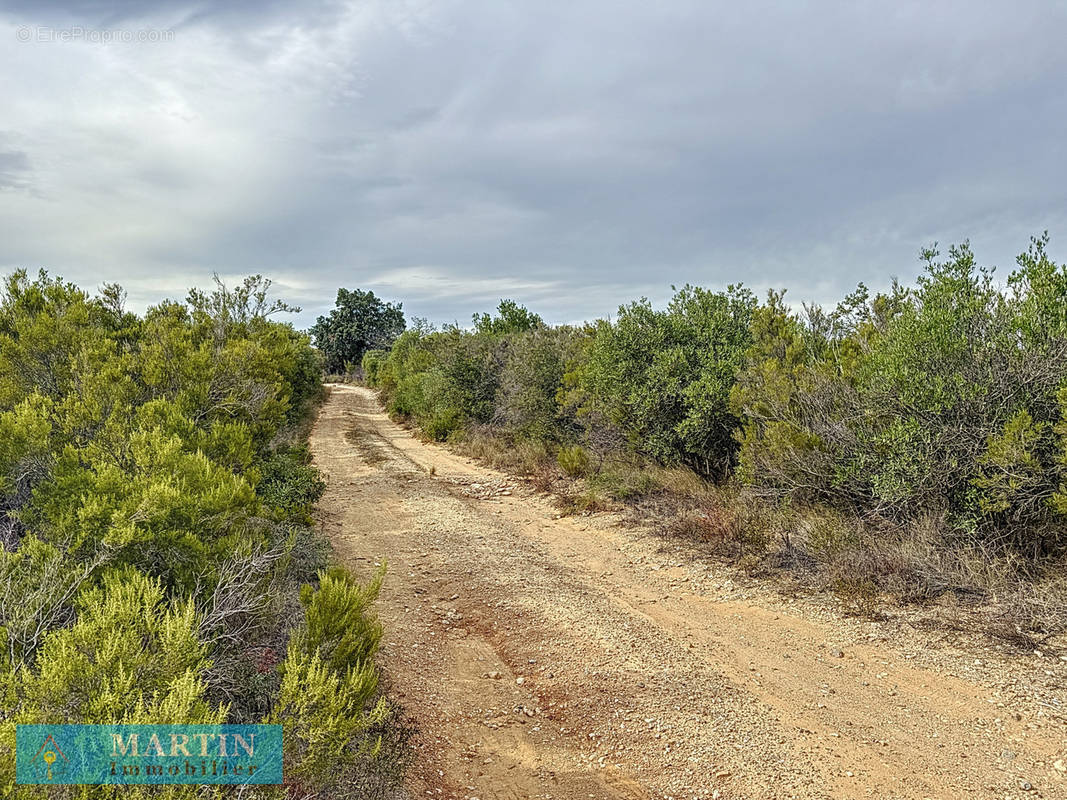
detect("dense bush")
[258,446,328,523]
[580,285,756,478]
[732,237,1067,553]
[366,238,1067,575]
[373,320,497,440]
[0,271,402,799]
[296,565,384,674]
[496,326,586,442]
[361,348,389,386]
[271,565,403,797]
[367,288,757,480]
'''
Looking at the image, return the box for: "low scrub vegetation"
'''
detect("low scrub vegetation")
[0,272,409,798]
[365,236,1067,644]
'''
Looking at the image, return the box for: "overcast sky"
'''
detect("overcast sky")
[2,1,1066,329]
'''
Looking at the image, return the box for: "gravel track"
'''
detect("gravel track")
[310,384,1067,800]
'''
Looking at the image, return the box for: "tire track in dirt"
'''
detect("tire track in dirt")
[311,384,1067,800]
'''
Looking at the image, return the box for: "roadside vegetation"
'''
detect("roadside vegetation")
[0,272,409,798]
[310,288,405,379]
[360,236,1067,646]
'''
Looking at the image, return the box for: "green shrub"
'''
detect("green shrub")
[29,427,262,590]
[472,299,543,336]
[274,564,393,794]
[296,565,384,675]
[361,348,389,386]
[257,448,327,522]
[0,269,406,798]
[557,445,590,477]
[580,285,755,478]
[11,568,220,725]
[733,237,1067,554]
[375,324,498,439]
[496,326,584,442]
[272,643,388,790]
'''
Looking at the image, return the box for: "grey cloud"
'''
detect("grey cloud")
[0,149,30,189]
[0,0,343,21]
[1,0,1066,328]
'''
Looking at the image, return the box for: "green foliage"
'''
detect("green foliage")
[472,299,543,336]
[581,285,756,477]
[733,236,1067,553]
[365,236,1067,563]
[361,348,389,386]
[257,447,327,523]
[187,274,300,327]
[274,564,389,792]
[17,568,219,724]
[295,565,384,675]
[974,410,1051,517]
[0,572,228,799]
[372,325,495,439]
[496,326,585,442]
[273,644,388,789]
[310,288,405,374]
[557,445,590,477]
[30,427,260,589]
[433,329,500,428]
[1053,385,1067,517]
[0,270,109,406]
[374,288,756,480]
[0,569,225,796]
[368,302,552,440]
[0,269,405,798]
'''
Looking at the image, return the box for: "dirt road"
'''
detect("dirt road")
[310,384,1067,800]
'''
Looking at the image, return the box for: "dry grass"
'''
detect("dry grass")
[644,476,1067,644]
[407,417,1067,648]
[324,372,359,384]
[657,484,780,572]
[453,427,552,476]
[988,575,1067,647]
[528,463,561,494]
[654,466,716,498]
[555,487,612,516]
[448,428,615,515]
[789,513,1067,644]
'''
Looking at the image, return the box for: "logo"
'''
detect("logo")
[29,734,69,782]
[16,724,283,785]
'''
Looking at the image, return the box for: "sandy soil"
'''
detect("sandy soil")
[310,384,1067,800]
